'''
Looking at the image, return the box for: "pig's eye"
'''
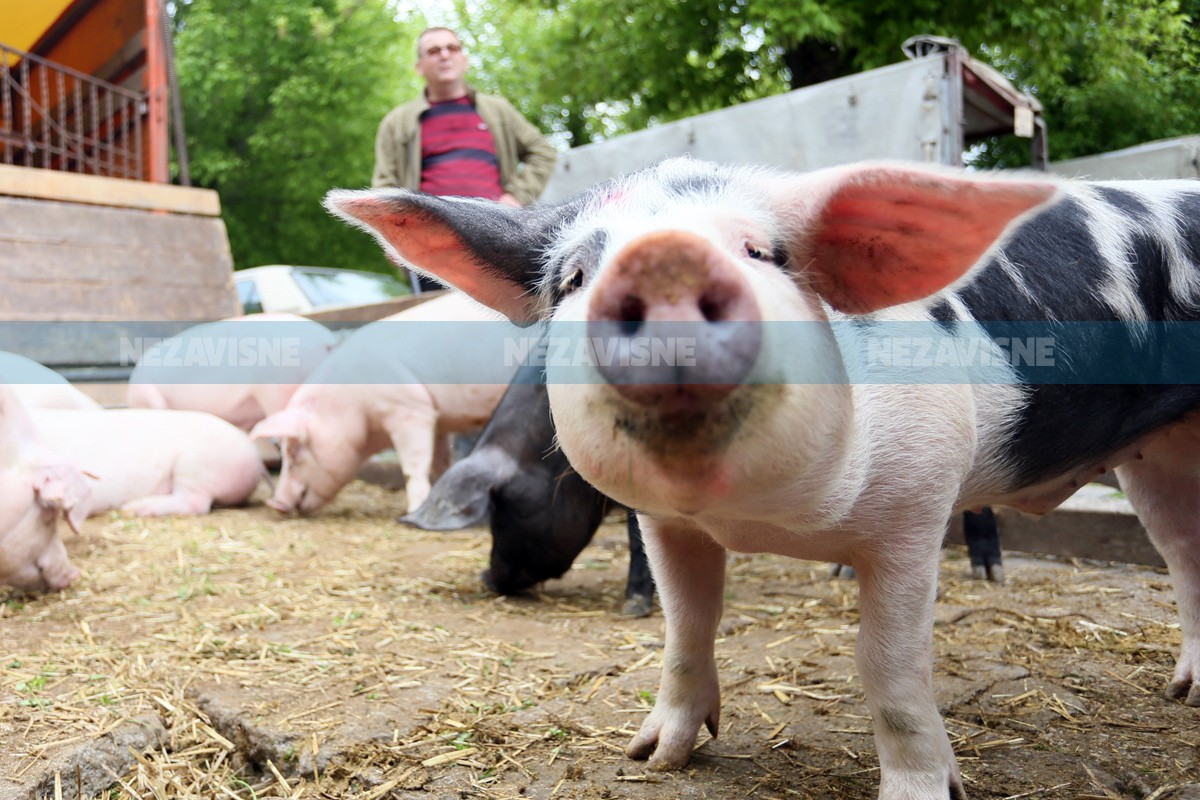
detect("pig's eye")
[744,242,771,262]
[558,267,584,295]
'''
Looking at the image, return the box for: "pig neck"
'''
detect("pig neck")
[790,381,871,530]
[311,391,375,459]
[324,390,404,459]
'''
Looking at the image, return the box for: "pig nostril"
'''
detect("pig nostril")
[699,293,724,322]
[618,296,645,334]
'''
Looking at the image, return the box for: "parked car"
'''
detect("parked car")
[235,265,412,315]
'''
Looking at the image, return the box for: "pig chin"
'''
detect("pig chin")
[609,382,768,456]
[572,388,765,514]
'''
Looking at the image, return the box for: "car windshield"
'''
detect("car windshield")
[292,269,410,308]
[236,279,264,314]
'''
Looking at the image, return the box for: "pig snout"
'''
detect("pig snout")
[38,551,79,591]
[587,231,762,410]
[266,496,295,514]
[265,482,314,515]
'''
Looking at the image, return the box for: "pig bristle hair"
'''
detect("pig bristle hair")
[536,157,781,296]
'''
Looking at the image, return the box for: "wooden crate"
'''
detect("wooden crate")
[0,165,240,377]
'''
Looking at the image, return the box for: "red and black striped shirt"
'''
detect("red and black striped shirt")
[419,97,503,199]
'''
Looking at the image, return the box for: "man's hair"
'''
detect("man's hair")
[416,27,461,57]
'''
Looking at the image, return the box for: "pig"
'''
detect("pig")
[326,157,1200,800]
[962,508,1002,582]
[29,408,264,516]
[250,292,519,515]
[401,360,656,617]
[0,386,91,592]
[126,314,340,430]
[0,352,102,410]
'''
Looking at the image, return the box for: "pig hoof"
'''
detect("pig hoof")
[621,594,654,618]
[1167,679,1200,706]
[625,724,693,769]
[970,562,1004,583]
[829,563,856,580]
[625,731,659,762]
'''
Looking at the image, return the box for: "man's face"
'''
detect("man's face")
[416,31,468,85]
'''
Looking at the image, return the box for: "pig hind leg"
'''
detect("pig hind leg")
[120,484,215,517]
[1116,423,1200,707]
[853,538,964,799]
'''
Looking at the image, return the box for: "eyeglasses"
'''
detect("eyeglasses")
[420,43,463,58]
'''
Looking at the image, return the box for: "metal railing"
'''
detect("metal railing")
[1,42,145,180]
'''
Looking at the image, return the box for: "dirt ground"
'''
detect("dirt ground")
[1,480,1197,800]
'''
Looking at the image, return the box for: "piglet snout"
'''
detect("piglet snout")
[587,231,762,409]
[265,497,295,514]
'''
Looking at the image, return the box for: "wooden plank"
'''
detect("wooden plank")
[0,164,221,215]
[0,195,235,286]
[0,195,228,251]
[0,245,235,284]
[1,195,226,248]
[0,194,240,325]
[0,283,240,321]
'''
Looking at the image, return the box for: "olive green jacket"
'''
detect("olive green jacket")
[371,87,558,206]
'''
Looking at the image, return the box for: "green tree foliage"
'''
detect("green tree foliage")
[174,0,416,271]
[467,0,1200,165]
[172,0,1197,272]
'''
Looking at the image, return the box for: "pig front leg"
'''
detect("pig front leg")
[1116,434,1200,707]
[383,408,438,514]
[626,517,724,769]
[854,540,963,800]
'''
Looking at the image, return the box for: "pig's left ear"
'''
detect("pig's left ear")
[34,464,93,534]
[325,189,551,322]
[771,164,1061,314]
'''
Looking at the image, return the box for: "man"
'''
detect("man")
[372,27,558,291]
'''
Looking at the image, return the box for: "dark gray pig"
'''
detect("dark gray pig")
[401,361,655,617]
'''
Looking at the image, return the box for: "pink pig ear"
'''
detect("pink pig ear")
[250,408,309,444]
[33,464,94,534]
[773,164,1060,314]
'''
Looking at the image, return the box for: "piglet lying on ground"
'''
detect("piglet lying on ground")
[401,361,655,617]
[30,409,263,516]
[1,352,101,410]
[0,386,90,591]
[251,293,519,515]
[328,157,1200,800]
[126,314,339,430]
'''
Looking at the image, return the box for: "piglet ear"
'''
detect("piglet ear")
[772,164,1060,314]
[250,408,309,444]
[34,464,94,534]
[325,189,548,322]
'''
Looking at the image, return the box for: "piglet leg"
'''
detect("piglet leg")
[626,517,724,770]
[385,409,438,514]
[121,484,214,517]
[1116,426,1200,707]
[854,538,964,800]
